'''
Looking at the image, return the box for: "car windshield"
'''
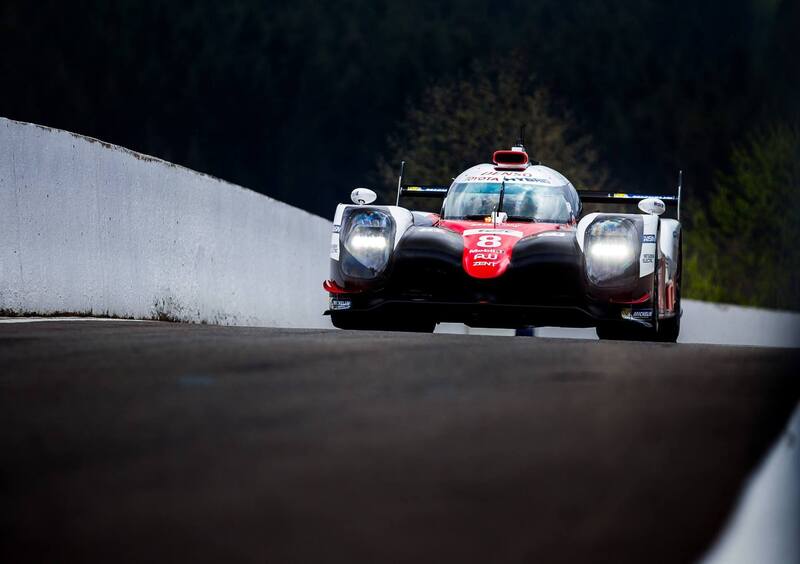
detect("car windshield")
[444,182,573,223]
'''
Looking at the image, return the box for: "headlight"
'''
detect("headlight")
[341,209,395,279]
[585,218,639,286]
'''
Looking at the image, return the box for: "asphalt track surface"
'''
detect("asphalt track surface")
[0,321,798,564]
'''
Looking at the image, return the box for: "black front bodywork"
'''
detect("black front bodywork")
[328,225,654,329]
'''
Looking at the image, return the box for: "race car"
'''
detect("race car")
[323,145,682,341]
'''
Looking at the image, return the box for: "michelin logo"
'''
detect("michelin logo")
[330,298,352,311]
[622,307,653,324]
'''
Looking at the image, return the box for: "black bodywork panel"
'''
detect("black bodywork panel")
[329,226,653,329]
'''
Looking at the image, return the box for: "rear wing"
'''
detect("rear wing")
[396,187,682,217]
[396,184,449,213]
[578,172,683,221]
[578,191,681,221]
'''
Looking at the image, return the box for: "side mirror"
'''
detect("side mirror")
[638,197,666,216]
[351,188,377,205]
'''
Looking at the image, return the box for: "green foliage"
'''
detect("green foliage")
[684,124,800,309]
[375,63,609,201]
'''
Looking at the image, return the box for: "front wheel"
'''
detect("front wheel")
[596,314,679,342]
[654,234,682,343]
[654,312,680,343]
[596,323,656,341]
[596,272,660,342]
[596,234,682,343]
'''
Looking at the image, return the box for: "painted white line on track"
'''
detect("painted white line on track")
[0,317,151,324]
[701,402,800,564]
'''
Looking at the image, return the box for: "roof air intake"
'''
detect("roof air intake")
[492,149,529,170]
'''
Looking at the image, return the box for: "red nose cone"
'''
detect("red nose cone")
[492,150,529,169]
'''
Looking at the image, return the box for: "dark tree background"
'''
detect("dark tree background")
[3,0,797,216]
[375,61,610,197]
[685,125,800,309]
[1,0,799,306]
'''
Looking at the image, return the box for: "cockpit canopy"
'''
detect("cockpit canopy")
[443,181,578,223]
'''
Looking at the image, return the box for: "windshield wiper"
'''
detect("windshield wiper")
[506,216,538,223]
[462,214,491,221]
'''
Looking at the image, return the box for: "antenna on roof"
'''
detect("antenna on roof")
[511,123,539,164]
[395,160,405,206]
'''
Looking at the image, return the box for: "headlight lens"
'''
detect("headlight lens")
[341,209,394,278]
[585,218,639,286]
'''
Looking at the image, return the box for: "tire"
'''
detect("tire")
[331,312,435,333]
[596,324,625,340]
[654,311,680,343]
[597,224,659,342]
[654,234,682,343]
[596,323,653,341]
[596,293,659,342]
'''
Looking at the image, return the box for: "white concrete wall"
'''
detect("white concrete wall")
[0,117,332,328]
[702,403,800,564]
